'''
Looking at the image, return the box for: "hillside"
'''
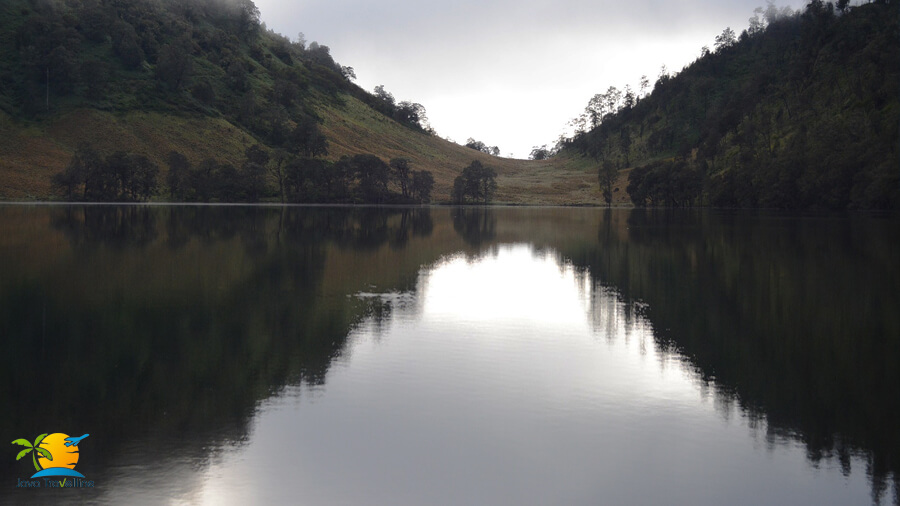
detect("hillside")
[0,0,606,204]
[562,0,899,210]
[3,1,892,208]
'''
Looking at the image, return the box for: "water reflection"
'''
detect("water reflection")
[0,206,897,504]
[0,205,435,503]
[560,208,900,504]
[452,207,496,247]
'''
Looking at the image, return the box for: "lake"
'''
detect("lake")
[1,205,898,505]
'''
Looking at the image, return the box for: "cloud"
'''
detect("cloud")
[255,0,806,157]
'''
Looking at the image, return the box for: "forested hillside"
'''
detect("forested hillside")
[564,0,898,210]
[0,0,430,134]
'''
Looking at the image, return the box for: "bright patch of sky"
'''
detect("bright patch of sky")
[254,0,807,158]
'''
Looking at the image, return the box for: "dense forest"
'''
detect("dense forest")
[0,0,430,133]
[562,0,898,210]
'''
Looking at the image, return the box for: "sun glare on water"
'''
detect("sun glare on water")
[421,244,590,327]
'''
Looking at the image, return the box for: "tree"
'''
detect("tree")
[465,138,500,155]
[104,151,159,201]
[619,127,632,166]
[374,85,395,107]
[715,27,737,51]
[53,143,102,200]
[749,7,767,35]
[307,43,335,67]
[235,0,261,39]
[242,144,269,202]
[123,154,160,201]
[289,115,328,157]
[284,157,329,202]
[585,93,607,128]
[451,176,466,205]
[598,160,617,206]
[411,170,435,203]
[390,158,412,199]
[188,158,218,202]
[395,101,429,131]
[48,46,79,96]
[80,60,109,100]
[639,75,650,98]
[156,42,192,91]
[623,85,636,110]
[226,61,249,92]
[269,149,291,203]
[191,80,215,104]
[465,138,487,152]
[604,86,622,115]
[530,145,551,160]
[351,154,391,203]
[111,20,144,69]
[452,160,497,204]
[273,79,299,107]
[166,151,191,201]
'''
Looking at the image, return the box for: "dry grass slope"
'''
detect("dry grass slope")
[1,96,631,205]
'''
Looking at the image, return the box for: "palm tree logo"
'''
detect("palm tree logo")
[11,433,53,472]
[12,432,88,478]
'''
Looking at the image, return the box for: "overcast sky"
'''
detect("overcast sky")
[253,0,806,158]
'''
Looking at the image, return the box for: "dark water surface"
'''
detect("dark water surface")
[1,205,897,505]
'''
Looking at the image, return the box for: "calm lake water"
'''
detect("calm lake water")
[1,205,898,505]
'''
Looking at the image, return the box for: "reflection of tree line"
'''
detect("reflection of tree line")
[452,207,496,247]
[49,205,434,251]
[558,209,900,502]
[0,205,434,490]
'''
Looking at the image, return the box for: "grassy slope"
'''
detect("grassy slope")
[0,108,257,199]
[0,95,624,205]
[317,94,627,205]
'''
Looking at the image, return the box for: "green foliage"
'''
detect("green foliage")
[289,114,329,158]
[598,160,617,206]
[52,143,159,202]
[390,157,412,199]
[160,144,434,204]
[166,150,191,201]
[349,154,391,204]
[410,170,435,203]
[11,433,50,471]
[366,84,433,132]
[242,144,270,202]
[0,0,419,140]
[566,1,899,210]
[155,41,193,91]
[627,159,702,207]
[389,157,435,204]
[529,146,552,160]
[465,138,501,156]
[451,160,497,204]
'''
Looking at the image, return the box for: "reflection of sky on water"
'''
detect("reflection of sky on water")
[184,244,875,506]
